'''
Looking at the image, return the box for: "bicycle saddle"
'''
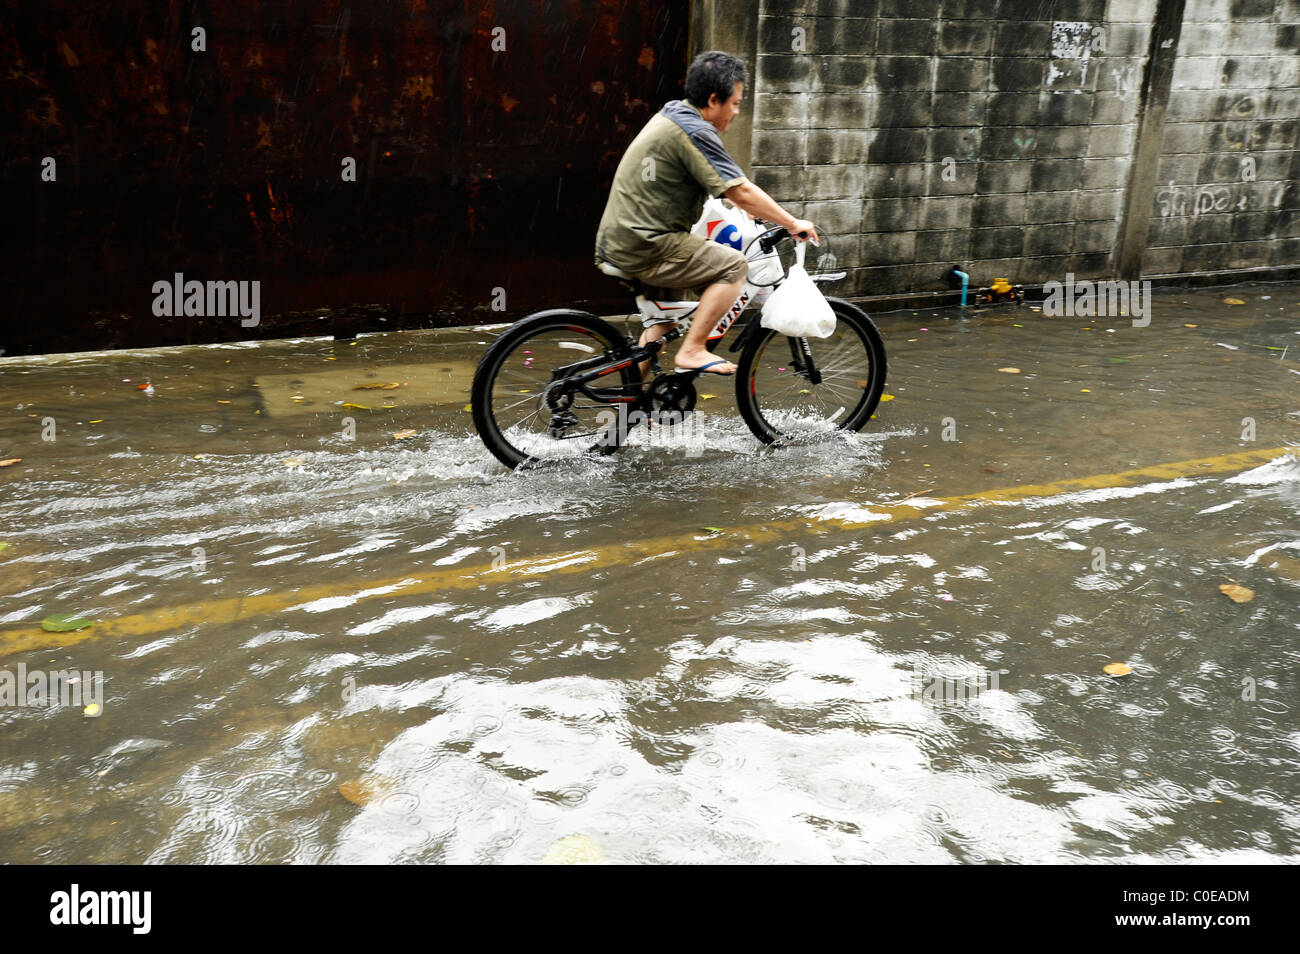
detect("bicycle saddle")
[596,261,635,280]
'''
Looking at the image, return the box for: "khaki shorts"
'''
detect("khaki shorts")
[631,240,748,321]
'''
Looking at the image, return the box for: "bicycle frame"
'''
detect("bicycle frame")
[551,225,805,405]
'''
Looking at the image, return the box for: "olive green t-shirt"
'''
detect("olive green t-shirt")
[594,99,750,272]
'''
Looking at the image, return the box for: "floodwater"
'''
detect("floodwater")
[1,282,1297,864]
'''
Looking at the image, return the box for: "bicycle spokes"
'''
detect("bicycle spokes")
[481,322,640,463]
[745,317,882,444]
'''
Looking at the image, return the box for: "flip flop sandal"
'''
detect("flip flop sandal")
[675,359,736,376]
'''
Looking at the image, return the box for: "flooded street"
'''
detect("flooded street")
[2,283,1298,864]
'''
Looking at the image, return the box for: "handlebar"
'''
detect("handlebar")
[752,221,817,253]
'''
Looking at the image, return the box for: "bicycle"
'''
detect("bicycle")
[470,224,887,470]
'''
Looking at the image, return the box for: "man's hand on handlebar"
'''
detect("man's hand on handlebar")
[789,218,819,245]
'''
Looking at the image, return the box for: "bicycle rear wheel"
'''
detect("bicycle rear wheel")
[471,310,641,469]
[735,298,886,445]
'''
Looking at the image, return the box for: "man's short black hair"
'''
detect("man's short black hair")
[684,51,747,109]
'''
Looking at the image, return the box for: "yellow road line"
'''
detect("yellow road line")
[1,445,1292,657]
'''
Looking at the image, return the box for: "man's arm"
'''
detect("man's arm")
[724,181,819,244]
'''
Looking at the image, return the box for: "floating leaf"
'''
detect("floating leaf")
[1218,583,1254,604]
[41,613,95,633]
[1184,323,1198,328]
[216,400,232,404]
[700,527,725,534]
[354,382,402,390]
[997,367,1021,374]
[338,777,388,806]
[1103,662,1132,677]
[1080,388,1091,393]
[463,404,473,412]
[89,419,104,423]
[0,458,22,467]
[340,402,370,409]
[699,393,717,400]
[392,429,417,440]
[879,393,895,401]
[1223,298,1245,305]
[83,703,101,717]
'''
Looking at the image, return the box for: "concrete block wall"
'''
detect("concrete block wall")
[742,0,1299,298]
[1145,0,1300,275]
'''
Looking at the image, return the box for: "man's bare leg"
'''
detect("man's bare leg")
[675,275,745,374]
[636,322,673,382]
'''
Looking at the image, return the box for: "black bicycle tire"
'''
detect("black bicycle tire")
[733,297,887,445]
[471,309,640,469]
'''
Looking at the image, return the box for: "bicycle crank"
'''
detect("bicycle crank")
[645,372,697,426]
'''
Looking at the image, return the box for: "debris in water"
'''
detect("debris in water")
[338,777,390,806]
[1218,583,1254,604]
[41,613,95,633]
[1103,662,1133,677]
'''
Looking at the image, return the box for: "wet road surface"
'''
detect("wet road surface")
[1,282,1297,863]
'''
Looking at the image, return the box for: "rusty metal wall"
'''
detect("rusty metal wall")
[0,0,689,354]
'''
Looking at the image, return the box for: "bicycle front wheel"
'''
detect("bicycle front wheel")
[735,298,886,445]
[471,309,641,469]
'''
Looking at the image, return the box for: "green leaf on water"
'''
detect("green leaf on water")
[700,527,725,534]
[41,613,95,633]
[1265,346,1284,351]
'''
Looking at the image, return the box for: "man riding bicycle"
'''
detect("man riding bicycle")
[594,50,818,378]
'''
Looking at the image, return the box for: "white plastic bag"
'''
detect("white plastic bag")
[691,197,758,251]
[759,241,837,338]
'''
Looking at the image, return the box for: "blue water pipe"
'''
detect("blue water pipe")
[952,268,970,309]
